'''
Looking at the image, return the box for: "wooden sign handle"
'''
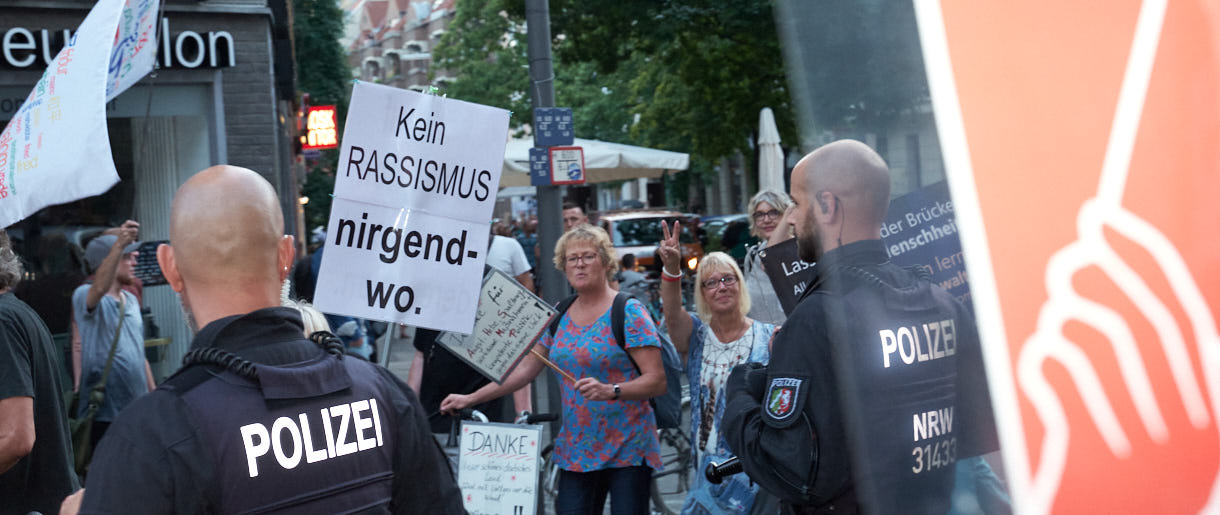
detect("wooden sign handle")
[530,348,577,384]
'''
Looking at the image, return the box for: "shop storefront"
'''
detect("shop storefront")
[0,0,299,378]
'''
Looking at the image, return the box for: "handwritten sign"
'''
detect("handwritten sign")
[314,81,510,333]
[0,0,155,228]
[458,421,541,515]
[437,268,556,384]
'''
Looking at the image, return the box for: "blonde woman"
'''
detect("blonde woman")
[442,225,665,514]
[658,222,775,514]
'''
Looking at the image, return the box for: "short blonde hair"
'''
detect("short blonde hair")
[748,189,794,239]
[694,252,751,321]
[284,298,332,336]
[553,224,619,282]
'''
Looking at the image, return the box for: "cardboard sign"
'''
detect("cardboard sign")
[881,181,971,309]
[548,146,585,185]
[436,268,556,384]
[0,0,149,228]
[532,107,574,147]
[916,1,1220,512]
[760,238,815,315]
[458,421,542,515]
[314,81,509,334]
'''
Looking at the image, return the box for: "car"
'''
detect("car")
[591,209,705,274]
[698,214,757,267]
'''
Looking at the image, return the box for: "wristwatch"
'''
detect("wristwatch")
[612,384,621,400]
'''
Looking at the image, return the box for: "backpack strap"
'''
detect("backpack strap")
[548,294,580,337]
[610,293,643,375]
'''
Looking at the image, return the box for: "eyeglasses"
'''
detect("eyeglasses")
[701,275,738,290]
[752,209,782,221]
[565,253,599,266]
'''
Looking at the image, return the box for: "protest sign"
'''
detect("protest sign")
[458,421,542,515]
[437,268,556,384]
[314,81,510,334]
[0,0,155,228]
[880,181,971,308]
[133,240,168,286]
[916,0,1220,512]
[760,238,814,315]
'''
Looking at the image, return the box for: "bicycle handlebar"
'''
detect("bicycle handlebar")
[705,456,743,485]
[523,412,559,424]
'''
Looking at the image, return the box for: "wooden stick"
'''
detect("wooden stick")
[530,348,577,384]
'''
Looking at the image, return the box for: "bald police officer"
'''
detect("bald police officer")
[61,166,464,513]
[722,141,997,514]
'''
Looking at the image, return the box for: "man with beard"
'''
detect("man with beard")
[60,166,464,514]
[73,222,156,449]
[721,140,996,514]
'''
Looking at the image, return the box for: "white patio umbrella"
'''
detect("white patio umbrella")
[758,107,785,193]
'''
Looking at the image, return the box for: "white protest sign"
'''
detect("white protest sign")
[437,268,556,384]
[107,0,160,101]
[315,81,510,334]
[0,0,129,228]
[458,421,541,515]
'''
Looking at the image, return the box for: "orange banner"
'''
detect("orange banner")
[916,0,1220,512]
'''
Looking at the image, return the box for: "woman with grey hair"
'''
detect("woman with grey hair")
[743,189,794,325]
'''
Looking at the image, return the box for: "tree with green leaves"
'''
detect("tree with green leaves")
[434,0,797,207]
[293,0,350,235]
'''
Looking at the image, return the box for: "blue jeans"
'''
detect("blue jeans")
[555,465,652,515]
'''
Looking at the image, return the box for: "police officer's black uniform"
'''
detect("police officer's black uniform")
[722,240,997,514]
[80,307,465,514]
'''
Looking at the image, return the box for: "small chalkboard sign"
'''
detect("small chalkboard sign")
[436,268,557,384]
[132,240,168,286]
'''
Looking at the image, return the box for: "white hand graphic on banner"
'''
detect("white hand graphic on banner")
[1017,1,1220,512]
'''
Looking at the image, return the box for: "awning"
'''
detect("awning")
[500,138,690,187]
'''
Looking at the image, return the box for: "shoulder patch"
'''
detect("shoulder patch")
[765,377,803,420]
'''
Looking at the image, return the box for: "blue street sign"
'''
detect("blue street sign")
[533,107,574,147]
[529,147,551,186]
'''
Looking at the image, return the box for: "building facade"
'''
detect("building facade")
[0,0,300,378]
[343,0,455,92]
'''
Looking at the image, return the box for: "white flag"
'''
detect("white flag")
[0,0,128,228]
[107,0,160,101]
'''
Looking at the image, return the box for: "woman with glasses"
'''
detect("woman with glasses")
[441,225,666,515]
[657,221,775,514]
[743,190,796,325]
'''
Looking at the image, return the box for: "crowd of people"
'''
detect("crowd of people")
[0,140,1004,515]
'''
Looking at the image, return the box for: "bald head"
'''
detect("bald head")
[169,165,286,290]
[797,139,891,227]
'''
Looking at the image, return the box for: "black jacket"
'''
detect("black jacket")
[723,240,997,514]
[80,307,465,514]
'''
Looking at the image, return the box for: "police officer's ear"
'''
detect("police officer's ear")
[157,243,185,293]
[816,190,833,216]
[278,235,296,283]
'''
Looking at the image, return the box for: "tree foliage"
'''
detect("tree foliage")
[293,0,350,233]
[434,0,798,199]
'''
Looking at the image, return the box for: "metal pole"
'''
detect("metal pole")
[526,0,564,305]
[525,1,564,480]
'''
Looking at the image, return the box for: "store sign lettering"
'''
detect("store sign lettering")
[2,18,236,70]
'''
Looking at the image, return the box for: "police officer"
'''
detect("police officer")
[59,166,464,513]
[722,140,997,514]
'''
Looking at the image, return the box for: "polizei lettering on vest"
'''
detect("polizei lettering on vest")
[878,319,957,368]
[239,398,385,478]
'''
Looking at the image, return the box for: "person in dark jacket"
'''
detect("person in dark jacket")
[722,140,998,514]
[59,165,464,514]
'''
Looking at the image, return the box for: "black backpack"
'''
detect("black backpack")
[548,293,684,429]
